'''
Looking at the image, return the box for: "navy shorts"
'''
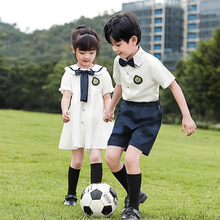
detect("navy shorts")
[108,100,162,156]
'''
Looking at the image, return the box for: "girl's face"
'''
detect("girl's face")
[72,47,96,69]
[110,36,138,60]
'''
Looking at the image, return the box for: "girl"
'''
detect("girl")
[58,25,114,206]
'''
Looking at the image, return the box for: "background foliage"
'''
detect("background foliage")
[0,14,220,125]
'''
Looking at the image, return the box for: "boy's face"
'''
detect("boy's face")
[110,36,138,60]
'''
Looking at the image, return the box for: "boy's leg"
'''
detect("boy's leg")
[127,173,141,209]
[105,146,128,190]
[112,164,130,214]
[122,145,144,219]
[90,149,102,183]
[105,146,124,172]
[125,145,142,209]
[64,149,84,206]
[106,146,147,216]
[112,163,129,193]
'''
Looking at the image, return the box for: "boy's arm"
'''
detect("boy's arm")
[104,84,122,122]
[169,80,197,136]
[61,90,72,123]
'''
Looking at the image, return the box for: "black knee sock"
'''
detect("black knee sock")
[67,166,80,195]
[90,163,103,183]
[112,164,129,194]
[127,173,141,210]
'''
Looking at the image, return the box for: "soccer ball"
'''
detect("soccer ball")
[80,183,118,217]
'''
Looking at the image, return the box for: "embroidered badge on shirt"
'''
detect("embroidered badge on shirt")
[92,77,100,86]
[133,75,143,84]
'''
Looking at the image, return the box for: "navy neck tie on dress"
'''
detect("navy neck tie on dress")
[75,68,95,102]
[119,58,135,68]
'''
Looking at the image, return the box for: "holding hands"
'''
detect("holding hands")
[104,109,114,123]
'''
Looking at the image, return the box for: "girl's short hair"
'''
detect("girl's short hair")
[104,12,141,45]
[72,25,100,55]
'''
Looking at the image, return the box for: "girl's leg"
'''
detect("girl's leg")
[68,148,84,195]
[124,145,142,210]
[89,149,102,183]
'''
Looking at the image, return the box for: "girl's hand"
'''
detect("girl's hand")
[182,116,196,136]
[62,110,70,123]
[103,110,114,123]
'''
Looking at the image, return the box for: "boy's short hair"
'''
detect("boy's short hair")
[104,12,141,45]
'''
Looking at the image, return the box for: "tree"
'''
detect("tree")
[42,62,68,112]
[0,32,10,108]
[175,27,220,122]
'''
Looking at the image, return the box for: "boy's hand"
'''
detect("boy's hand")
[103,110,114,123]
[62,110,70,123]
[182,116,196,136]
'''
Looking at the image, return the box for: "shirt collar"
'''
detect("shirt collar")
[66,64,104,75]
[133,46,145,67]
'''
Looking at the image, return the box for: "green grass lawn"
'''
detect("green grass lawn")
[0,110,219,220]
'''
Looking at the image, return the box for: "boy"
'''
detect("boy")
[103,12,196,220]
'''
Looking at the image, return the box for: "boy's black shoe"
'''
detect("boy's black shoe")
[64,194,77,206]
[121,207,142,220]
[120,190,147,215]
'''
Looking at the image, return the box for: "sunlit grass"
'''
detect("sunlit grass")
[0,110,219,219]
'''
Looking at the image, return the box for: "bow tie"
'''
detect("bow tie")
[75,68,95,102]
[119,58,135,68]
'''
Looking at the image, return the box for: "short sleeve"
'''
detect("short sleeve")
[152,59,175,89]
[101,69,114,96]
[59,71,72,94]
[113,57,122,85]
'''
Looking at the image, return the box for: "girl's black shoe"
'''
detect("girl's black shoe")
[64,194,77,206]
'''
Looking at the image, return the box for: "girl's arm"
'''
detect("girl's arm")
[103,93,112,111]
[61,90,72,123]
[104,84,122,122]
[169,80,196,136]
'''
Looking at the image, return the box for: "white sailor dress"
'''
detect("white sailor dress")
[58,64,114,150]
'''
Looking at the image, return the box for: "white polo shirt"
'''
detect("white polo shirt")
[113,46,175,102]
